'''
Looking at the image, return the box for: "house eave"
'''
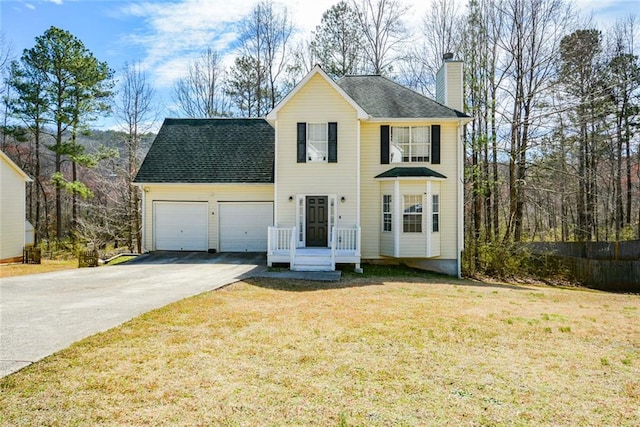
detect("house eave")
[365,117,472,124]
[1,150,33,182]
[374,176,447,181]
[133,181,274,187]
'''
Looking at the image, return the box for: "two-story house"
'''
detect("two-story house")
[134,56,471,276]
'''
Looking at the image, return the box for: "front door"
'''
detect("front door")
[306,196,328,247]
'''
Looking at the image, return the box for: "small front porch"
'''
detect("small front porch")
[267,226,361,272]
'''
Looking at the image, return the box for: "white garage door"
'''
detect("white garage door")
[154,202,208,251]
[219,202,273,252]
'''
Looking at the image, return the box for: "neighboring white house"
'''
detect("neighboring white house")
[0,150,33,263]
[135,56,471,276]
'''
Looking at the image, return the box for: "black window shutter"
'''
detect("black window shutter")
[431,125,441,164]
[297,122,306,163]
[328,122,338,163]
[380,125,390,164]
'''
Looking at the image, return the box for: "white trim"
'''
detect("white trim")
[457,124,464,278]
[393,180,400,257]
[132,182,273,187]
[366,117,473,124]
[356,120,361,227]
[295,194,337,248]
[266,65,368,123]
[273,120,279,226]
[296,195,305,247]
[426,181,432,256]
[0,150,33,182]
[375,176,446,182]
[141,187,147,252]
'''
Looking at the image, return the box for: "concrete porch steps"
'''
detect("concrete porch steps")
[292,248,334,272]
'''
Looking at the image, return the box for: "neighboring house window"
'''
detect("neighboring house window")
[307,123,328,162]
[432,194,439,232]
[391,126,430,163]
[382,195,392,232]
[403,195,422,233]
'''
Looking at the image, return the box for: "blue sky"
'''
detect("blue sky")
[1,0,637,130]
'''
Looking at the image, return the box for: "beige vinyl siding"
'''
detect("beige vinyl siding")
[141,184,273,252]
[360,121,460,261]
[0,158,28,262]
[275,73,359,230]
[436,61,464,112]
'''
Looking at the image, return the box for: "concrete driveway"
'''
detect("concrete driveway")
[0,252,266,377]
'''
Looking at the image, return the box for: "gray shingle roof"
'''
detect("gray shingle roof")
[375,167,447,179]
[134,118,274,184]
[336,75,468,119]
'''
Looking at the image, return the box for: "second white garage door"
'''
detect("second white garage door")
[219,202,273,252]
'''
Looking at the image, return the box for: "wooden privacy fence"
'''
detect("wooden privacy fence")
[527,241,640,293]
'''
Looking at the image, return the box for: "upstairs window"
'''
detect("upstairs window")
[307,123,328,162]
[391,126,430,163]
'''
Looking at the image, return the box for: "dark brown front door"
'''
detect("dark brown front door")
[306,196,328,247]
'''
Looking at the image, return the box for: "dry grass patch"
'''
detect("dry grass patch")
[1,276,639,426]
[0,259,77,278]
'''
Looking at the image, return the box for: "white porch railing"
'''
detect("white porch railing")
[289,226,297,267]
[267,225,360,269]
[330,227,337,268]
[267,226,293,253]
[335,226,361,254]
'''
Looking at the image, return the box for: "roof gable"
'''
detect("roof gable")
[1,150,33,182]
[337,75,469,119]
[134,118,274,184]
[266,65,368,123]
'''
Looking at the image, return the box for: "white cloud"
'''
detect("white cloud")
[25,3,36,10]
[46,0,63,4]
[118,0,432,91]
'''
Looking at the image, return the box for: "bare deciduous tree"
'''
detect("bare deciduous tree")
[116,61,156,252]
[173,48,229,118]
[232,0,292,115]
[352,0,409,75]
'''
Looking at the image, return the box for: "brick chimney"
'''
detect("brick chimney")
[436,53,464,112]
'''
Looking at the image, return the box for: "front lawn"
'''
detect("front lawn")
[0,276,638,425]
[0,259,78,278]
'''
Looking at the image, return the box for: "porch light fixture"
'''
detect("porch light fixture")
[340,196,346,203]
[289,196,294,202]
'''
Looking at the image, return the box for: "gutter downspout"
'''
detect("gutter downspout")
[457,123,464,278]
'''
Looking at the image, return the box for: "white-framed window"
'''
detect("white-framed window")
[307,123,328,162]
[432,194,439,232]
[382,195,392,232]
[391,126,430,163]
[403,195,423,233]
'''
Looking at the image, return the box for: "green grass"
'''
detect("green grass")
[106,255,137,266]
[1,276,638,426]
